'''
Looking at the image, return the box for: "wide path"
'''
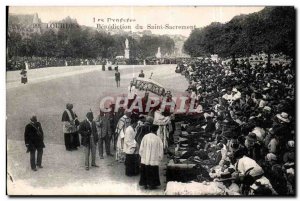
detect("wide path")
[7,64,188,195]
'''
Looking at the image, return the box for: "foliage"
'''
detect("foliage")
[7,19,175,60]
[183,7,295,61]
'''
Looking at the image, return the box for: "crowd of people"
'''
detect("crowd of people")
[25,68,167,190]
[169,57,295,195]
[23,56,295,195]
[8,56,107,71]
[8,56,181,71]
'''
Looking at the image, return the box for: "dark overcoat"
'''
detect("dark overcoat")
[79,119,99,147]
[24,122,45,151]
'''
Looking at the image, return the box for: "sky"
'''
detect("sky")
[9,6,264,36]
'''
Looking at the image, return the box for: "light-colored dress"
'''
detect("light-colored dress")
[115,115,131,162]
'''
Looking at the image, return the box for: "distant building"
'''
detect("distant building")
[8,13,43,38]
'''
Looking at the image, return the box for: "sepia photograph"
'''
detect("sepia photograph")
[5,5,296,196]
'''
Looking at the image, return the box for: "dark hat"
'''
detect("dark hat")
[86,111,93,119]
[145,116,154,124]
[252,184,273,196]
[234,148,246,159]
[222,130,236,138]
[220,171,232,179]
[286,152,295,162]
[276,112,290,123]
[246,132,257,142]
[30,115,37,122]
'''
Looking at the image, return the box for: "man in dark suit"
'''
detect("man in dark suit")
[79,111,99,170]
[24,115,45,171]
[135,116,153,148]
[96,110,113,159]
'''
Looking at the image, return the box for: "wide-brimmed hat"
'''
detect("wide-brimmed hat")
[204,112,214,119]
[258,100,267,108]
[286,168,295,175]
[232,88,238,93]
[263,106,271,112]
[276,112,290,123]
[250,183,273,195]
[266,153,277,162]
[287,140,295,148]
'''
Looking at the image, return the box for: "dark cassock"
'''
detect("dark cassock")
[61,104,80,151]
[115,70,121,87]
[138,71,145,78]
[124,123,140,176]
[20,69,27,84]
[139,126,164,189]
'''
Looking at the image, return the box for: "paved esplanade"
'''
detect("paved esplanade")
[7,64,188,195]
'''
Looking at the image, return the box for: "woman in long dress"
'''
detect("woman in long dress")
[20,69,27,84]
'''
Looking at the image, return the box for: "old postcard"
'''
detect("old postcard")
[6,6,295,196]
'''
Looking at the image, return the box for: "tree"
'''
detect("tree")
[183,6,296,64]
[7,32,22,58]
[7,16,175,60]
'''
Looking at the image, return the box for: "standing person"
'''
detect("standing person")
[139,125,164,190]
[61,103,80,151]
[24,115,45,171]
[232,149,276,195]
[115,69,121,88]
[113,104,125,150]
[115,111,131,163]
[128,81,137,108]
[96,110,113,159]
[79,111,99,170]
[20,68,27,84]
[138,70,145,78]
[135,116,153,148]
[124,118,140,176]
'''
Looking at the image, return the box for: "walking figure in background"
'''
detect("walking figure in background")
[24,115,45,171]
[128,81,137,108]
[20,68,27,84]
[62,103,80,151]
[79,111,99,170]
[138,70,145,78]
[115,69,121,88]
